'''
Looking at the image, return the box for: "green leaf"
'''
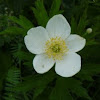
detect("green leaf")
[72,85,91,100]
[9,15,34,30]
[3,67,21,100]
[76,64,100,81]
[32,0,49,27]
[83,64,100,76]
[13,51,34,61]
[71,9,88,35]
[49,78,73,100]
[77,9,88,35]
[13,51,34,69]
[50,78,91,100]
[86,39,99,46]
[65,78,91,100]
[13,71,56,93]
[0,26,26,36]
[33,86,46,99]
[0,50,12,92]
[71,17,78,34]
[49,0,63,17]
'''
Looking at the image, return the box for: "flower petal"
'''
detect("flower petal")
[46,14,71,39]
[55,52,81,77]
[66,34,86,52]
[24,26,49,54]
[33,54,55,74]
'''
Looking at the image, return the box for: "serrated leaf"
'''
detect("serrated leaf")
[49,0,63,17]
[76,64,100,81]
[72,85,91,100]
[33,86,46,99]
[49,78,73,100]
[13,51,34,61]
[19,15,34,30]
[65,78,91,100]
[13,71,56,93]
[0,26,26,36]
[9,15,34,30]
[32,0,49,27]
[77,9,88,35]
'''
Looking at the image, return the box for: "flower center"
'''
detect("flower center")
[51,44,60,53]
[45,37,68,60]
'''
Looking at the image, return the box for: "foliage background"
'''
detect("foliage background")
[0,0,100,100]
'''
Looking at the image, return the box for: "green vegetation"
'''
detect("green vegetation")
[0,0,100,100]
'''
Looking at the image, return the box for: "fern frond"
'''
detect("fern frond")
[3,67,21,100]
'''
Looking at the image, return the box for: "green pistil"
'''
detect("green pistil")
[51,44,60,53]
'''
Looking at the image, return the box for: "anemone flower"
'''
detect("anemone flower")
[24,14,86,77]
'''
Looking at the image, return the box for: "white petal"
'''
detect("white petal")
[66,34,86,52]
[55,52,81,77]
[33,54,55,74]
[46,14,71,39]
[24,26,49,54]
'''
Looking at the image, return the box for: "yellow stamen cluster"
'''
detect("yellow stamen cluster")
[45,37,68,60]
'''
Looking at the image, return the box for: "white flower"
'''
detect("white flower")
[86,28,92,34]
[24,14,86,77]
